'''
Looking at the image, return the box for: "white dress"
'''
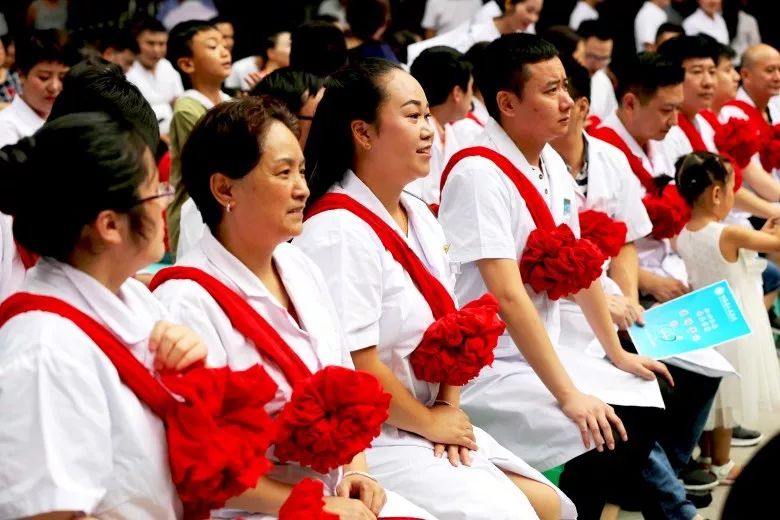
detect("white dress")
[438,118,664,471]
[676,222,780,428]
[154,234,434,520]
[295,171,577,519]
[0,258,180,519]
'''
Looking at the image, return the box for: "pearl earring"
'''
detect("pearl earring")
[226,202,234,213]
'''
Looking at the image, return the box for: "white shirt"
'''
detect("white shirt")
[569,0,599,30]
[589,68,618,121]
[438,117,579,358]
[318,0,347,26]
[0,95,45,148]
[599,112,687,283]
[0,258,179,519]
[294,171,455,449]
[0,213,25,302]
[154,234,351,500]
[405,115,461,205]
[126,59,184,135]
[161,0,218,30]
[407,19,500,67]
[451,97,489,146]
[421,0,483,34]
[634,1,668,52]
[683,8,729,45]
[224,55,260,91]
[732,11,761,61]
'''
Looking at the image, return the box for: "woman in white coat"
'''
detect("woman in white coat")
[152,96,434,520]
[0,114,213,519]
[294,58,575,520]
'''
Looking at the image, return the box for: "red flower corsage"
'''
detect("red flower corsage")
[279,478,338,519]
[578,209,628,258]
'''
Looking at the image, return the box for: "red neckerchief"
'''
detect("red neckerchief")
[14,241,39,270]
[466,111,485,127]
[676,113,709,152]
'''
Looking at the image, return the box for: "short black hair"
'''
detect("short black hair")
[657,34,719,68]
[95,28,139,55]
[675,151,731,206]
[561,55,591,102]
[167,20,217,79]
[613,52,684,106]
[208,15,233,27]
[260,30,289,61]
[0,112,151,261]
[410,46,472,107]
[477,33,559,121]
[182,96,299,233]
[464,41,490,93]
[387,30,419,65]
[251,68,324,114]
[577,20,612,41]
[346,0,389,42]
[131,15,167,39]
[15,30,67,75]
[655,22,684,42]
[717,42,737,63]
[541,25,582,61]
[49,60,160,150]
[290,22,348,79]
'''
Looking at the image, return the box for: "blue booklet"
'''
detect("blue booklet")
[628,280,752,360]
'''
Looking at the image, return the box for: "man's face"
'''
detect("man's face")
[583,37,612,75]
[681,57,716,113]
[630,83,684,141]
[137,30,167,69]
[743,50,780,100]
[215,22,235,53]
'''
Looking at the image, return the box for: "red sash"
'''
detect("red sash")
[150,266,391,474]
[305,192,504,384]
[150,267,312,384]
[725,99,769,131]
[439,146,605,300]
[724,99,780,171]
[0,292,277,520]
[681,112,744,190]
[677,113,709,152]
[14,241,39,270]
[466,111,485,128]
[586,125,659,195]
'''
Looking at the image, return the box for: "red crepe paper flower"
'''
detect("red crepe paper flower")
[274,366,391,474]
[160,365,278,520]
[578,210,628,258]
[279,478,338,520]
[760,124,780,171]
[714,117,762,168]
[410,293,505,386]
[428,203,440,216]
[520,224,605,300]
[642,185,690,241]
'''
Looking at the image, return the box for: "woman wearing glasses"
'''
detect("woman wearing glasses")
[0,113,208,519]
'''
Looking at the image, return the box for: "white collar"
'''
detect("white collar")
[9,95,46,127]
[181,88,231,109]
[736,86,757,108]
[28,257,156,345]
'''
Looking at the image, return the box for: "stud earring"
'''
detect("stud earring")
[226,201,234,213]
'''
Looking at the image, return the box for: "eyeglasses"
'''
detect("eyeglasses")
[132,182,175,207]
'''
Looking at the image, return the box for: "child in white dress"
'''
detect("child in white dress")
[676,151,780,483]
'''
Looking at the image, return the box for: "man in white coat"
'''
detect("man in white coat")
[635,0,670,53]
[577,20,617,122]
[682,0,729,45]
[438,32,673,518]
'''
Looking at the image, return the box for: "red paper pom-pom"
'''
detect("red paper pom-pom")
[643,185,690,241]
[279,478,338,520]
[410,293,505,386]
[274,366,391,473]
[161,365,278,520]
[519,224,606,300]
[714,117,763,168]
[578,210,628,258]
[760,125,780,171]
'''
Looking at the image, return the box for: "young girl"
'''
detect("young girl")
[294,58,575,520]
[676,151,780,482]
[152,96,433,519]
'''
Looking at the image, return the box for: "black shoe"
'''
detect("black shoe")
[680,467,718,491]
[686,491,713,509]
[768,308,780,334]
[732,425,763,447]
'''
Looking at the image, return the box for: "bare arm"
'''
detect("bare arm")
[734,186,780,218]
[608,243,640,303]
[573,281,673,385]
[721,219,780,259]
[638,267,689,303]
[741,162,780,202]
[477,258,626,450]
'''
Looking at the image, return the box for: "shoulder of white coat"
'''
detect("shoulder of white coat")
[297,207,385,260]
[718,105,749,122]
[274,241,329,283]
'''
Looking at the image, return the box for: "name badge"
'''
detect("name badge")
[563,198,572,216]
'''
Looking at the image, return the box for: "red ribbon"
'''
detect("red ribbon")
[679,112,743,190]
